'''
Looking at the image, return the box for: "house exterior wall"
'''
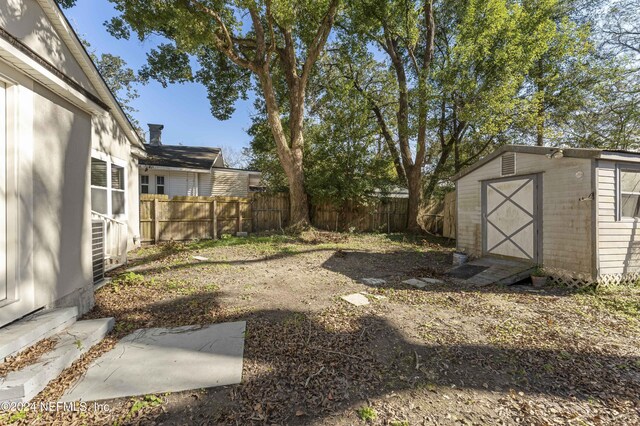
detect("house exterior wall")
[198,172,213,196]
[249,172,262,187]
[140,169,207,198]
[139,168,260,198]
[91,113,140,251]
[31,82,94,313]
[0,0,142,325]
[456,152,594,276]
[595,160,640,277]
[211,169,249,197]
[0,0,98,97]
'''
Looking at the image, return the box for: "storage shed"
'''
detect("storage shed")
[452,145,640,287]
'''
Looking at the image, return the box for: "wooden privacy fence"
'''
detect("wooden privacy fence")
[140,192,456,243]
[140,195,251,243]
[312,199,408,232]
[420,191,456,238]
[140,193,410,243]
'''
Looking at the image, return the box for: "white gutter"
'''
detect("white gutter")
[141,165,211,174]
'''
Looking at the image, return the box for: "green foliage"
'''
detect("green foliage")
[531,265,546,277]
[128,394,163,418]
[114,272,145,286]
[356,405,378,421]
[74,37,142,132]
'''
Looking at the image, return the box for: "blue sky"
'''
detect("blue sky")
[64,1,255,149]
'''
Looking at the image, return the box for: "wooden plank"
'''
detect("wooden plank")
[153,198,160,243]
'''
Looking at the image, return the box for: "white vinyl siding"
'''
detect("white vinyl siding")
[457,153,593,276]
[596,161,640,275]
[198,174,213,196]
[249,173,262,187]
[212,169,249,197]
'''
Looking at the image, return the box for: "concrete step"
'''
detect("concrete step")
[0,317,114,403]
[0,308,79,360]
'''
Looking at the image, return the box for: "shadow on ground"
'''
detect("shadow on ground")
[83,289,640,425]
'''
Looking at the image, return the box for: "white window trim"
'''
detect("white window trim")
[617,164,640,222]
[140,175,149,194]
[91,149,127,219]
[156,175,166,195]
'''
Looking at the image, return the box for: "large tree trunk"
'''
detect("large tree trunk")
[258,71,311,228]
[406,167,423,232]
[536,113,545,146]
[282,146,310,229]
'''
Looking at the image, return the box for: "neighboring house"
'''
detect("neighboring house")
[0,0,143,327]
[138,124,263,198]
[453,144,640,286]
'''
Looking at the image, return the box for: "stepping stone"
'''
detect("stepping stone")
[61,321,246,402]
[340,293,370,306]
[360,292,387,300]
[361,278,387,286]
[403,279,428,288]
[193,256,209,261]
[420,277,444,285]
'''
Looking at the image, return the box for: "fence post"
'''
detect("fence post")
[237,200,243,233]
[153,198,160,243]
[212,199,218,240]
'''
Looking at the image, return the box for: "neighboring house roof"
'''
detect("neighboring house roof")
[0,0,144,149]
[140,144,221,170]
[451,144,640,181]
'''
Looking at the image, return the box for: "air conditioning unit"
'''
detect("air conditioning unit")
[92,220,105,284]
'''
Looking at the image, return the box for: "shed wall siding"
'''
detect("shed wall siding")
[596,160,640,275]
[457,153,593,275]
[212,169,249,197]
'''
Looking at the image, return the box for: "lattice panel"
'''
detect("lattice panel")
[546,270,594,289]
[545,267,640,289]
[597,272,640,287]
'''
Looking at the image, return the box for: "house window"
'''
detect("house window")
[111,165,125,215]
[140,175,149,194]
[90,155,127,216]
[156,176,165,195]
[91,158,108,215]
[620,169,640,218]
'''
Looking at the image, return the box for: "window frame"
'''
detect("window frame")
[617,163,640,222]
[156,176,165,195]
[91,150,127,218]
[140,175,149,194]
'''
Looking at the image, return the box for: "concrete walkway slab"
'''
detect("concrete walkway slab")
[61,321,246,402]
[420,277,445,285]
[340,293,370,306]
[360,292,387,300]
[403,279,428,288]
[361,278,387,286]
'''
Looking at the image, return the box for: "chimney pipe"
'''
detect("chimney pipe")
[148,124,164,146]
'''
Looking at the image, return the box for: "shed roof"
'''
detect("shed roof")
[451,145,640,181]
[140,145,221,170]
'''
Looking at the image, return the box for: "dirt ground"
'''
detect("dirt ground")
[3,231,640,425]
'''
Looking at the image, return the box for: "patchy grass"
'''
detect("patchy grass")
[576,283,640,321]
[356,405,378,422]
[11,232,640,426]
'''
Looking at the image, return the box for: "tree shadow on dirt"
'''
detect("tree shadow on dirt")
[321,250,572,297]
[79,289,640,425]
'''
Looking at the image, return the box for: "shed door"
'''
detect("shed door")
[482,175,539,262]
